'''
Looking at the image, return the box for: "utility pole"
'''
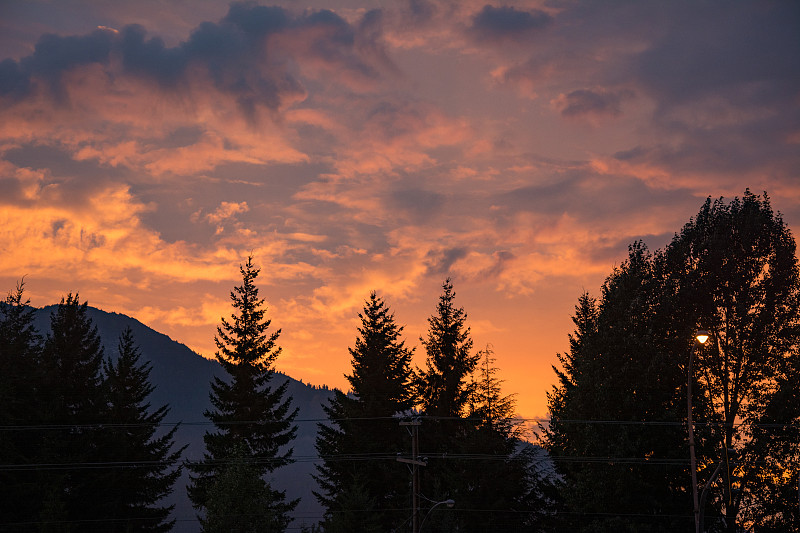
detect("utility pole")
[398,418,426,533]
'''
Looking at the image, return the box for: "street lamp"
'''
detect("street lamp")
[689,330,709,533]
[418,499,455,532]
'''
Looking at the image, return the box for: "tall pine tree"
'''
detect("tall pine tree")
[0,281,43,529]
[187,257,298,531]
[314,292,414,532]
[417,278,478,418]
[415,279,480,532]
[99,326,184,532]
[37,294,107,531]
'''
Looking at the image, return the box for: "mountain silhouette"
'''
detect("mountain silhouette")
[31,304,333,532]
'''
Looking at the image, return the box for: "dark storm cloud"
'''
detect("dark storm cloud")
[392,0,448,33]
[613,115,799,178]
[0,58,30,100]
[555,88,633,118]
[26,29,115,75]
[4,143,128,181]
[355,9,397,76]
[406,0,437,20]
[1,28,115,103]
[627,3,800,180]
[119,25,188,87]
[494,1,800,182]
[0,177,28,206]
[474,250,515,281]
[635,2,800,110]
[468,5,552,43]
[0,2,390,113]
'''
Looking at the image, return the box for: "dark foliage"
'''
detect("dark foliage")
[98,327,185,532]
[0,281,43,528]
[417,279,478,418]
[1,290,184,532]
[201,443,293,533]
[417,281,552,532]
[187,256,298,531]
[314,292,414,532]
[544,191,800,532]
[36,293,108,531]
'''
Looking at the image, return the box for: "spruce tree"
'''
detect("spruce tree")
[415,279,481,533]
[187,257,298,531]
[38,294,107,531]
[98,326,184,532]
[417,278,478,418]
[425,346,547,533]
[468,346,518,434]
[0,281,43,529]
[314,292,414,532]
[201,443,292,533]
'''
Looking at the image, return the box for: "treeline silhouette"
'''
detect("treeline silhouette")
[0,288,183,532]
[3,191,798,533]
[0,264,557,532]
[543,191,800,533]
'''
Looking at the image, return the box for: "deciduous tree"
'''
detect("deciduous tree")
[544,191,800,532]
[661,191,800,531]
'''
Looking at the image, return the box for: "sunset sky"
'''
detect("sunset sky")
[1,0,798,420]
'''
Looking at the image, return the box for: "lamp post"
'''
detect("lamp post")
[418,499,455,532]
[689,330,709,533]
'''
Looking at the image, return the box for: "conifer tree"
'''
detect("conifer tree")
[99,326,184,532]
[543,245,696,532]
[37,293,107,531]
[0,281,43,528]
[426,346,546,533]
[314,292,414,532]
[187,257,298,531]
[415,280,480,532]
[418,278,478,418]
[201,443,292,533]
[468,346,518,434]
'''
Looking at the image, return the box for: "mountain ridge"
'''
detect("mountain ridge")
[28,303,332,532]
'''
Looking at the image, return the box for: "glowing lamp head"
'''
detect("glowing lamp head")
[695,330,710,344]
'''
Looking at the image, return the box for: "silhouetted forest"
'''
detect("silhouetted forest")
[544,191,800,532]
[2,191,798,532]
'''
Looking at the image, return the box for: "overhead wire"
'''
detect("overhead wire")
[1,415,797,430]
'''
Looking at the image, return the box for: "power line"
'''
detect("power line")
[1,415,797,431]
[3,451,796,473]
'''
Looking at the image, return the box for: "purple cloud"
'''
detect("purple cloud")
[468,5,552,43]
[0,2,392,115]
[552,88,634,118]
[635,2,800,110]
